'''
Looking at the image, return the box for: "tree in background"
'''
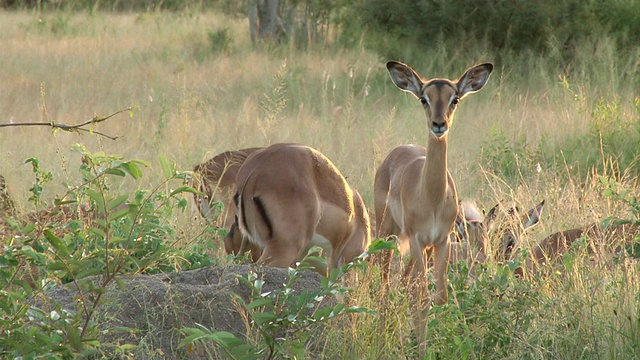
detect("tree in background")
[249,0,284,43]
[338,0,640,66]
[248,0,337,46]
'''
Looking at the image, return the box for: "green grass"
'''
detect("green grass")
[1,10,639,359]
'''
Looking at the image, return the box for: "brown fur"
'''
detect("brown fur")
[192,148,262,260]
[235,143,371,275]
[375,61,492,357]
[517,222,639,276]
[375,61,493,304]
[449,200,545,266]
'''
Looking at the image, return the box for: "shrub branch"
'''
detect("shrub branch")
[0,107,133,140]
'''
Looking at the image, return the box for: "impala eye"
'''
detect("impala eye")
[420,97,428,105]
[451,97,460,105]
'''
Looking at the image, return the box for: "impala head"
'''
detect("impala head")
[386,61,493,138]
[191,148,262,224]
[453,201,489,254]
[485,200,545,261]
[191,171,212,218]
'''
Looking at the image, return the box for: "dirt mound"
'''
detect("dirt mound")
[44,264,323,359]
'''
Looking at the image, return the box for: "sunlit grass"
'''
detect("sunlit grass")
[1,10,638,359]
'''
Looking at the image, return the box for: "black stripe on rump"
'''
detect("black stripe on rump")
[253,196,273,238]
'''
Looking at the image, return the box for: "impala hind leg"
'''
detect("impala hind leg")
[256,229,308,269]
[257,244,301,269]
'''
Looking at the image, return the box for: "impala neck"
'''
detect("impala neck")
[422,132,449,201]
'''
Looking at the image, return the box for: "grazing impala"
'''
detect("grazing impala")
[435,200,545,272]
[449,201,490,265]
[516,220,639,276]
[234,143,371,274]
[192,148,262,260]
[192,148,262,226]
[485,200,545,262]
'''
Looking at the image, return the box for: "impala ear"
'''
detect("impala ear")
[386,61,424,98]
[457,63,493,98]
[484,203,500,228]
[523,200,545,229]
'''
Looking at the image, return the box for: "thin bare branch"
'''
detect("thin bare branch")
[0,107,132,140]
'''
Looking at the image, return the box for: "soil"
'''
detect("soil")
[43,264,324,359]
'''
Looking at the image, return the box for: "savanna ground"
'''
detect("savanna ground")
[1,8,639,359]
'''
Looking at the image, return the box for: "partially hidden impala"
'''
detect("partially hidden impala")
[234,143,371,275]
[449,200,544,265]
[192,147,263,261]
[374,60,492,355]
[516,219,638,276]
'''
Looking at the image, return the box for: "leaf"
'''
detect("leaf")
[104,168,127,177]
[107,194,129,211]
[331,302,345,317]
[314,307,332,321]
[75,267,103,279]
[109,236,128,245]
[47,261,68,271]
[251,311,278,325]
[180,326,261,360]
[44,230,70,258]
[85,188,106,214]
[159,156,173,180]
[368,238,398,253]
[89,226,107,238]
[247,298,273,310]
[169,186,198,197]
[68,325,83,351]
[120,162,144,179]
[107,207,130,222]
[24,157,39,169]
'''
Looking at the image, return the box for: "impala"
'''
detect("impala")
[374,61,492,355]
[485,200,545,262]
[516,220,639,276]
[234,143,371,274]
[192,147,261,226]
[449,201,489,264]
[375,61,493,301]
[437,200,545,270]
[192,148,263,260]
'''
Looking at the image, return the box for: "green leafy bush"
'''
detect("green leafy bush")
[341,0,640,66]
[0,145,209,358]
[180,248,376,359]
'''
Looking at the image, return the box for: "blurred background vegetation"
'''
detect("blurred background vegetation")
[4,0,640,55]
[4,0,640,56]
[1,0,639,211]
[1,1,639,358]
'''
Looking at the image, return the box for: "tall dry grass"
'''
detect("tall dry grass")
[2,11,637,209]
[1,10,638,359]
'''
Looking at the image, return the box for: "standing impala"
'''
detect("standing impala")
[375,61,493,309]
[234,143,371,274]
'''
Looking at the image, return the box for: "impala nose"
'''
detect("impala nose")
[431,121,448,137]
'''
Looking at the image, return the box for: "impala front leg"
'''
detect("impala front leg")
[432,240,450,305]
[406,240,430,305]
